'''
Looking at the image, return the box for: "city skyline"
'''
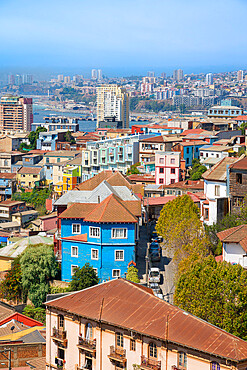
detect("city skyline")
[1,0,247,75]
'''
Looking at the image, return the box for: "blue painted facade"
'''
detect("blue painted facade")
[183,144,205,167]
[61,219,136,282]
[0,177,16,199]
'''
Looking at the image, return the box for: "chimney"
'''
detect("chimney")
[98,196,101,204]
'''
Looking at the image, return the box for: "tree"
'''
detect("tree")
[64,130,76,144]
[69,263,99,291]
[126,266,140,283]
[156,195,208,269]
[127,163,140,175]
[28,127,47,150]
[189,159,207,180]
[240,122,247,135]
[20,244,58,307]
[174,256,247,340]
[0,261,24,302]
[23,305,46,325]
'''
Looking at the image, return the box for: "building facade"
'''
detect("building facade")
[155,152,181,186]
[0,95,33,132]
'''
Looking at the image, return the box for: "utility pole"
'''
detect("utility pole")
[145,242,150,287]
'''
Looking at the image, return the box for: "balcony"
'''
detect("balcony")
[140,356,161,370]
[77,336,96,355]
[55,357,65,369]
[108,345,126,364]
[51,328,67,346]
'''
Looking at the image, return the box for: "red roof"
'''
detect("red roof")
[182,129,208,135]
[62,234,87,242]
[217,224,247,252]
[144,194,201,206]
[234,115,247,121]
[0,312,43,327]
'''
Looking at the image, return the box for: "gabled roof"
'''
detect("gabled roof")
[203,157,239,182]
[46,278,247,362]
[84,194,138,223]
[59,203,97,219]
[62,234,88,242]
[75,171,132,190]
[18,167,42,175]
[229,156,247,170]
[217,224,247,252]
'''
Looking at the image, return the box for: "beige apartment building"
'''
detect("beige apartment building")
[97,85,129,128]
[46,278,247,370]
[0,95,33,132]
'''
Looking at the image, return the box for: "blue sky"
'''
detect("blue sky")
[1,0,247,76]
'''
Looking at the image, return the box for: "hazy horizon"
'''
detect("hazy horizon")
[1,0,247,77]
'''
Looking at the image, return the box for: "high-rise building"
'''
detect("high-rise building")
[91,69,97,79]
[97,85,129,128]
[0,95,33,132]
[8,75,15,85]
[161,72,166,79]
[57,75,64,82]
[22,74,33,85]
[205,73,213,85]
[97,69,102,80]
[237,70,244,82]
[173,69,183,82]
[64,76,71,84]
[15,75,22,86]
[147,71,155,77]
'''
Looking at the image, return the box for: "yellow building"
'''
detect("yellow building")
[17,166,44,188]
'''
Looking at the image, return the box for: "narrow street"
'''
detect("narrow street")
[136,224,176,303]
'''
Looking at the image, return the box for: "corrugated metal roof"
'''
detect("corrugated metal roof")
[203,157,238,182]
[46,278,247,362]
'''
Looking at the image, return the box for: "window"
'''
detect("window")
[149,342,157,358]
[211,362,220,370]
[206,153,208,157]
[85,323,93,340]
[159,158,164,164]
[89,226,100,238]
[171,158,175,164]
[171,179,175,184]
[91,249,99,260]
[112,228,127,239]
[57,347,65,360]
[233,196,244,207]
[186,147,189,154]
[115,250,124,261]
[116,332,123,347]
[178,352,187,369]
[204,208,209,220]
[46,158,49,163]
[215,185,220,197]
[236,173,242,184]
[58,315,64,329]
[171,168,175,174]
[112,269,121,278]
[130,339,136,351]
[72,223,81,234]
[216,154,219,158]
[71,246,78,257]
[159,167,164,173]
[159,178,164,184]
[71,265,78,276]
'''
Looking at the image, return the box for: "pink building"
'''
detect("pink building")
[46,278,247,370]
[155,151,180,186]
[39,212,57,232]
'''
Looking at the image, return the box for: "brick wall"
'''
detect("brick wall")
[0,342,45,368]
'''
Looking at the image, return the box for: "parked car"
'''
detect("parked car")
[150,231,163,243]
[150,241,159,252]
[148,267,160,283]
[150,249,161,262]
[149,282,163,299]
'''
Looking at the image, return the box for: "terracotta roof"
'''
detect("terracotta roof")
[18,167,41,175]
[62,234,87,242]
[144,194,200,206]
[76,171,132,191]
[234,115,247,121]
[0,200,24,206]
[229,156,247,170]
[182,129,209,135]
[203,157,239,182]
[59,203,97,219]
[0,173,16,179]
[140,136,166,143]
[84,194,138,223]
[175,140,207,147]
[46,278,247,362]
[217,224,247,252]
[127,174,155,183]
[164,179,204,190]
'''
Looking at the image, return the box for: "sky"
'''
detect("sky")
[1,0,247,76]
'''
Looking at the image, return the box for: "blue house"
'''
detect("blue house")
[0,173,16,200]
[59,194,138,282]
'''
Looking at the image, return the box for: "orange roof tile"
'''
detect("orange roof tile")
[217,224,247,252]
[62,234,87,242]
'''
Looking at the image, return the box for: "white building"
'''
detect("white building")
[200,145,230,162]
[201,157,238,225]
[205,73,213,85]
[217,224,247,268]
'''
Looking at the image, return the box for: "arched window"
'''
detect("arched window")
[58,314,64,329]
[149,342,157,358]
[116,332,123,348]
[85,323,93,340]
[211,362,220,370]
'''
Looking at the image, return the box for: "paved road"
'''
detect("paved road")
[136,224,175,303]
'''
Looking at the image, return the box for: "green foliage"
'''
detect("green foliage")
[205,199,247,255]
[189,159,207,180]
[156,195,208,269]
[240,122,247,135]
[129,96,179,113]
[20,244,58,307]
[64,130,76,144]
[59,87,96,104]
[127,163,140,175]
[69,263,99,291]
[12,187,52,212]
[23,305,46,325]
[126,266,140,283]
[0,261,23,302]
[28,127,47,150]
[174,256,247,340]
[50,286,70,294]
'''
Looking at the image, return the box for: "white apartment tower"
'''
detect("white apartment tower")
[237,70,244,82]
[91,69,97,79]
[97,69,102,80]
[206,73,213,85]
[173,69,183,82]
[96,84,129,128]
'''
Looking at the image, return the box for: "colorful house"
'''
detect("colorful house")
[59,194,138,282]
[17,166,45,188]
[155,151,181,185]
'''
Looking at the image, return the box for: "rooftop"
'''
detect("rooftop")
[18,167,42,175]
[46,278,247,362]
[217,224,247,252]
[203,157,241,182]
